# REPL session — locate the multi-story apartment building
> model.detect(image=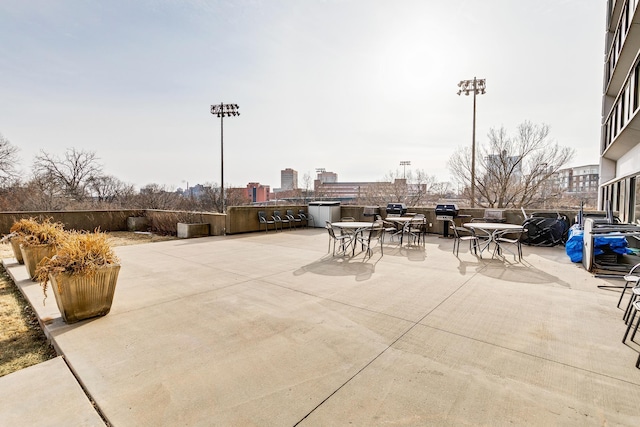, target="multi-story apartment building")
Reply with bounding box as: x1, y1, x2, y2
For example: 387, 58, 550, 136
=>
246, 182, 270, 203
556, 164, 600, 194
314, 181, 388, 201
600, 1, 640, 222
280, 168, 298, 190
315, 170, 338, 184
